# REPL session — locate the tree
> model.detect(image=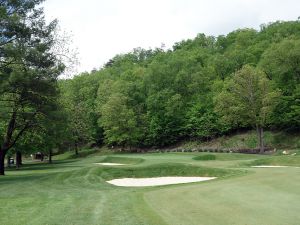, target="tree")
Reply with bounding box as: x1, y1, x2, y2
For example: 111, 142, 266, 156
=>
59, 74, 100, 155
259, 39, 300, 95
99, 93, 141, 148
37, 108, 68, 164
0, 0, 41, 68
185, 102, 221, 140
214, 65, 281, 153
0, 0, 64, 175
259, 39, 300, 130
